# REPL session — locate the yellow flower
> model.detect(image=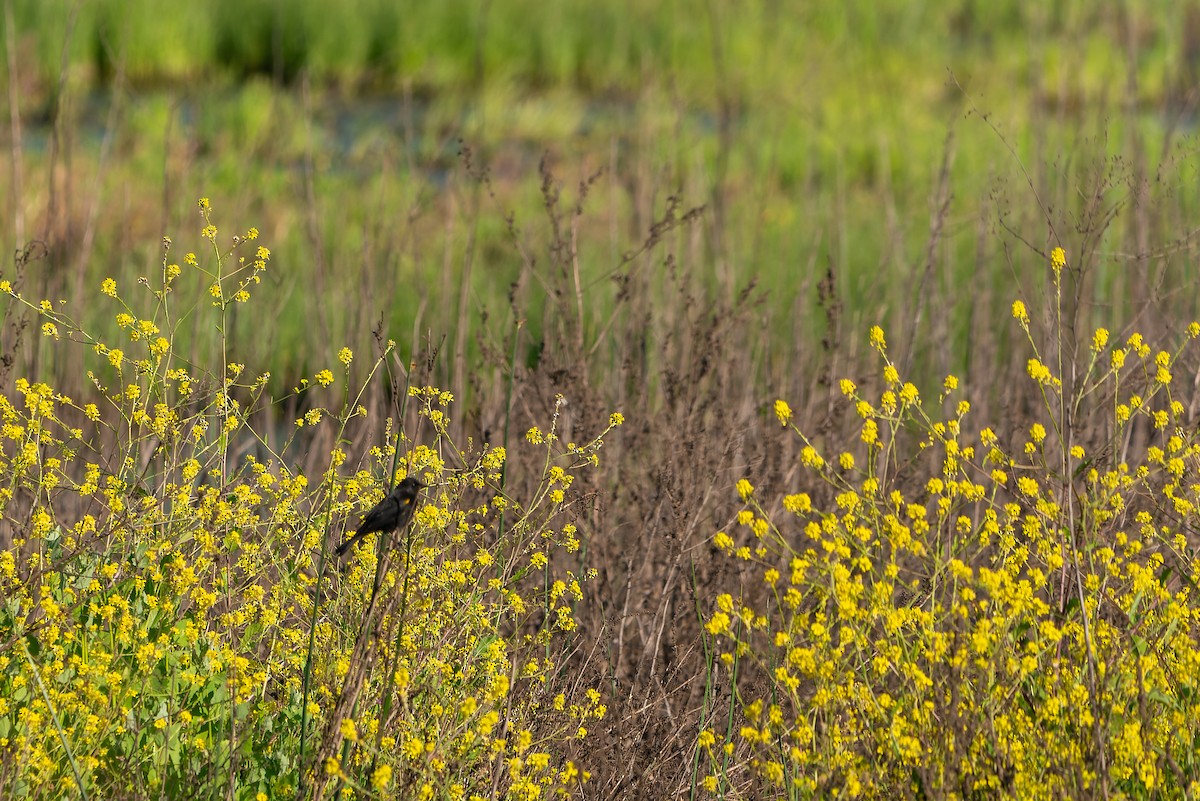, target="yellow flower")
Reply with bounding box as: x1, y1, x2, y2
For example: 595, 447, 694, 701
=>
737, 479, 754, 501
1050, 246, 1066, 273
338, 347, 354, 366
372, 765, 393, 790
1092, 328, 1109, 351
1027, 358, 1052, 384
783, 493, 812, 514
706, 612, 731, 636
773, 399, 792, 426
801, 446, 825, 468
869, 326, 887, 351
340, 718, 358, 742
609, 411, 625, 426
101, 278, 117, 297
1011, 299, 1027, 323
403, 736, 424, 760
